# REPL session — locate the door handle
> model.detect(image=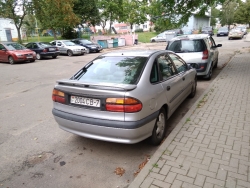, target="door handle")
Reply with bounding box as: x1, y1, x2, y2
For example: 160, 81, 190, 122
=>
182, 77, 185, 81
166, 86, 171, 91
